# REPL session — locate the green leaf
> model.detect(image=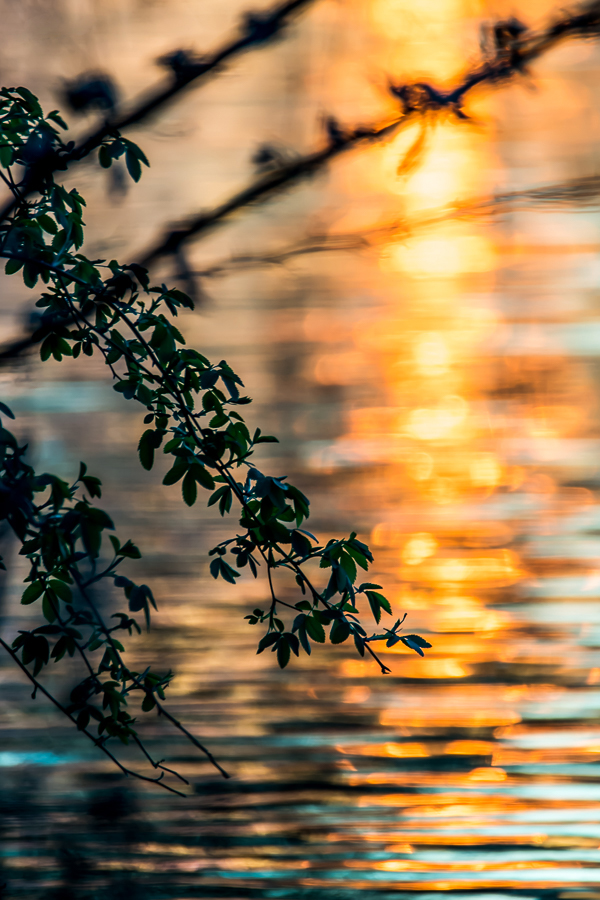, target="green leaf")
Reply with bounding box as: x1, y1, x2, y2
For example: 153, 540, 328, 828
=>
182, 470, 197, 506
402, 634, 432, 649
190, 463, 215, 491
22, 262, 39, 289
209, 558, 240, 584
138, 429, 156, 470
257, 632, 279, 654
305, 615, 325, 643
37, 214, 57, 234
0, 145, 13, 168
124, 140, 149, 166
42, 593, 58, 623
47, 109, 68, 129
49, 579, 72, 602
82, 474, 102, 498
98, 145, 112, 168
366, 591, 392, 624
125, 150, 142, 182
136, 384, 155, 406
80, 520, 102, 559
0, 401, 15, 419
119, 539, 142, 559
142, 693, 156, 712
330, 618, 350, 644
163, 457, 188, 485
113, 379, 138, 399
297, 622, 311, 655
208, 484, 233, 515
16, 86, 43, 115
40, 335, 53, 362
21, 582, 44, 605
400, 635, 429, 656
277, 638, 291, 669
339, 551, 357, 584
5, 258, 23, 275
354, 632, 365, 657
